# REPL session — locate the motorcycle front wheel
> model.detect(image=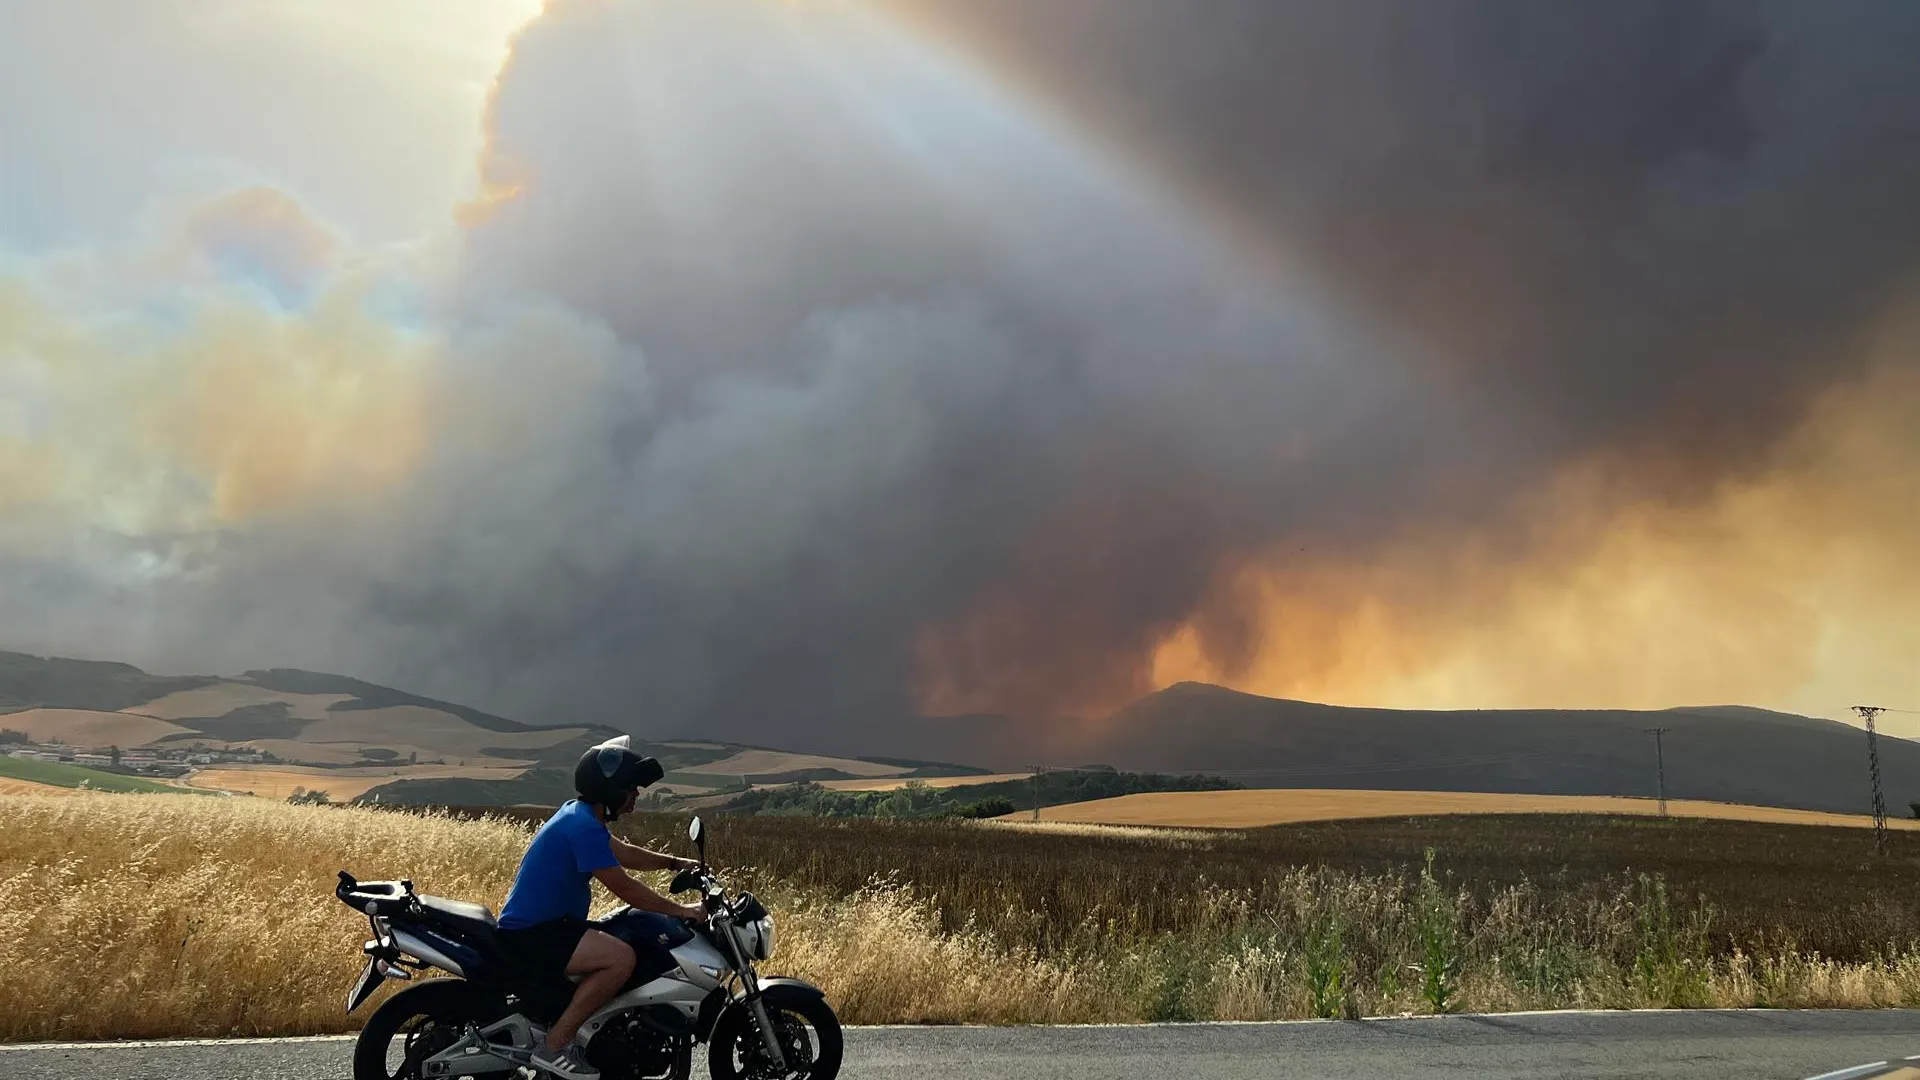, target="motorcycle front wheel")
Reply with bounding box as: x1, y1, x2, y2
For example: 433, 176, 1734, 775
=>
707, 990, 842, 1080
